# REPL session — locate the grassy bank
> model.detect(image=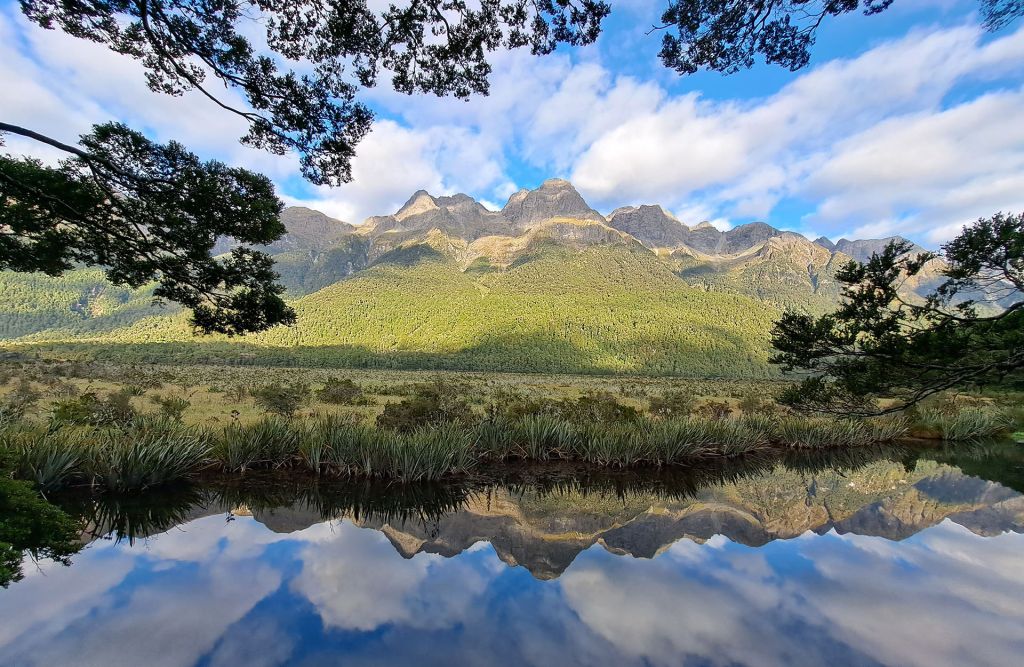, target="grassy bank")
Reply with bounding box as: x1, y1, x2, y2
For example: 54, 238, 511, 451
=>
1, 412, 914, 491
0, 358, 1017, 492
